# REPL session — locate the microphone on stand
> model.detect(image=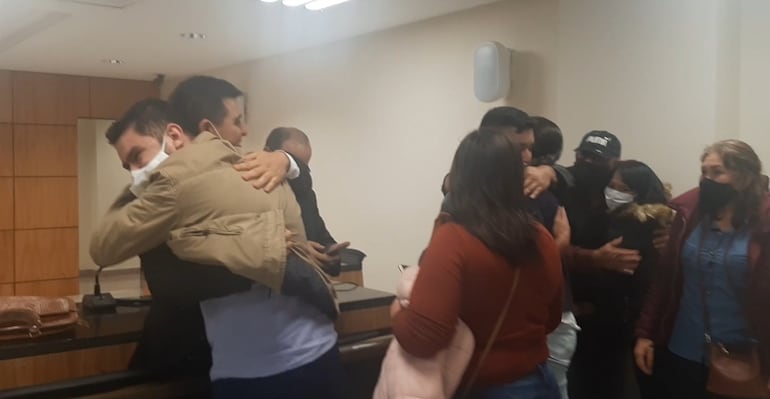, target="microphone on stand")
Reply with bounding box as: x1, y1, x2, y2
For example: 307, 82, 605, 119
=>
82, 266, 117, 313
